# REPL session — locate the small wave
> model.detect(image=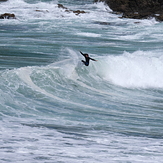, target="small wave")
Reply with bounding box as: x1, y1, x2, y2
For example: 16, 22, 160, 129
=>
77, 32, 101, 38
